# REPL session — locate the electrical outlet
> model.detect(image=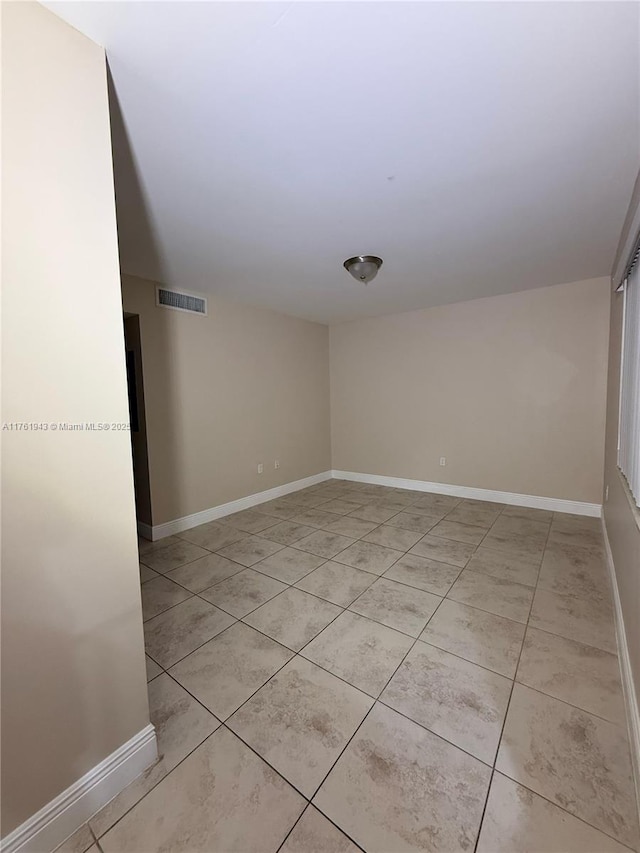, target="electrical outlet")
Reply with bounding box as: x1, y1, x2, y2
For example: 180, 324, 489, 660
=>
274, 460, 280, 469
605, 485, 609, 501
439, 457, 446, 467
257, 463, 264, 474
